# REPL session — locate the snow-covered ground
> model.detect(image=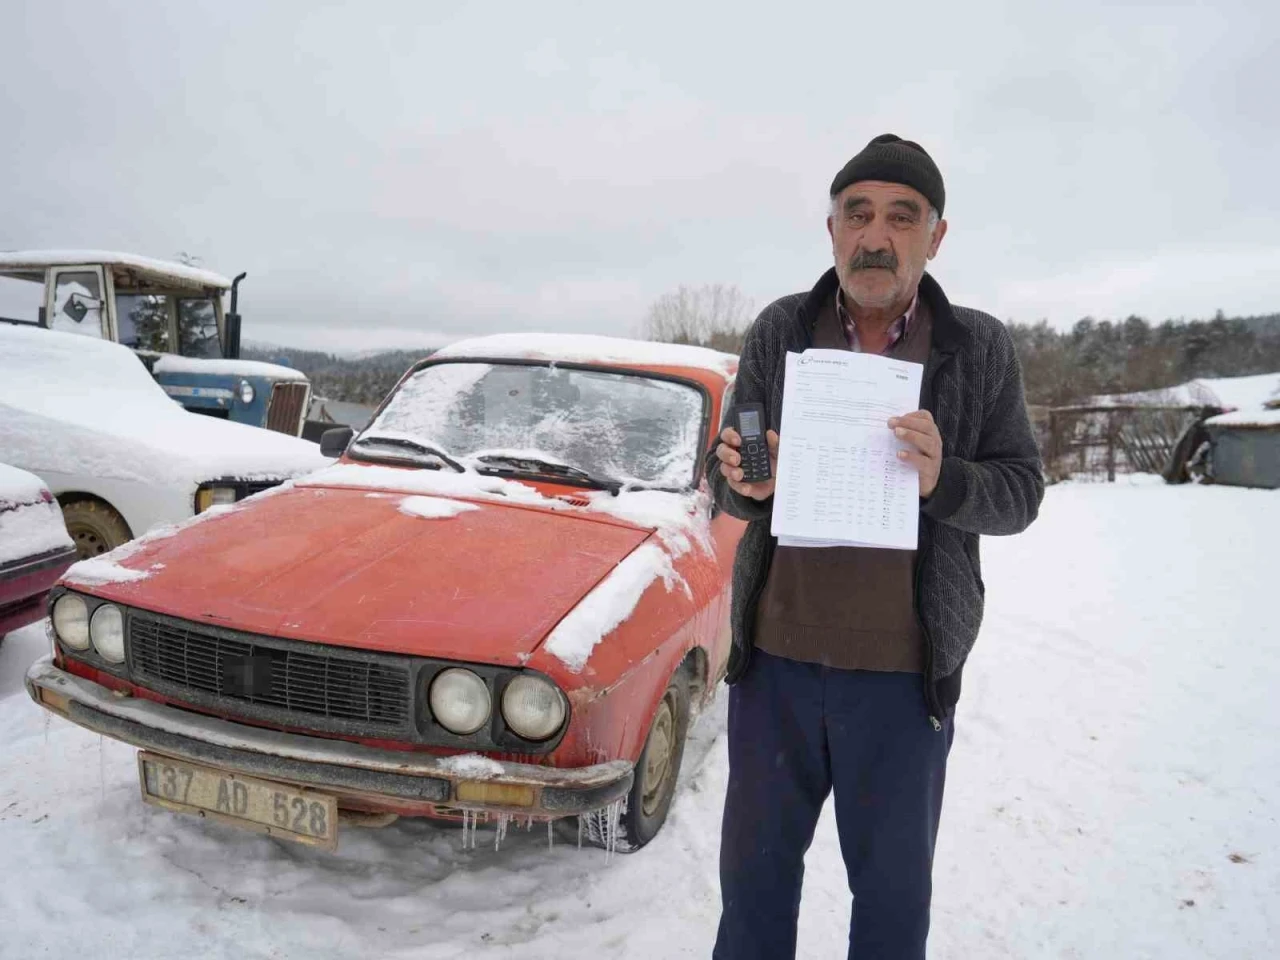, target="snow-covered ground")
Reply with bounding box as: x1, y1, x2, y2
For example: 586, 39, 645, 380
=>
1, 480, 1276, 959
